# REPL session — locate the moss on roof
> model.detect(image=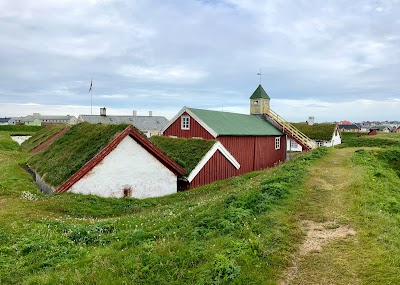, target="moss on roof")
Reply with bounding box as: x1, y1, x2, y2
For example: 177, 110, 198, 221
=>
21, 124, 68, 152
150, 136, 215, 174
291, 123, 338, 141
188, 108, 283, 136
28, 123, 128, 188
